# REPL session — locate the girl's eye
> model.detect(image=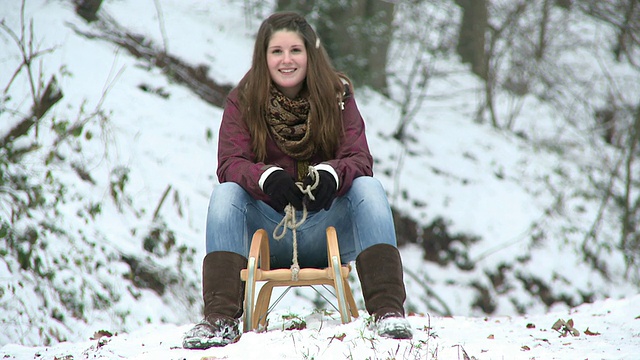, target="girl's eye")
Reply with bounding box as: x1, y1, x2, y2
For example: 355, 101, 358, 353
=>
292, 48, 302, 53
271, 49, 282, 54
